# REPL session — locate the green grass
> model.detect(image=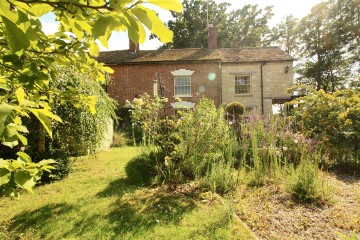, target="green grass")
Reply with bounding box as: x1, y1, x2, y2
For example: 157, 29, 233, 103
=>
0, 147, 255, 240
